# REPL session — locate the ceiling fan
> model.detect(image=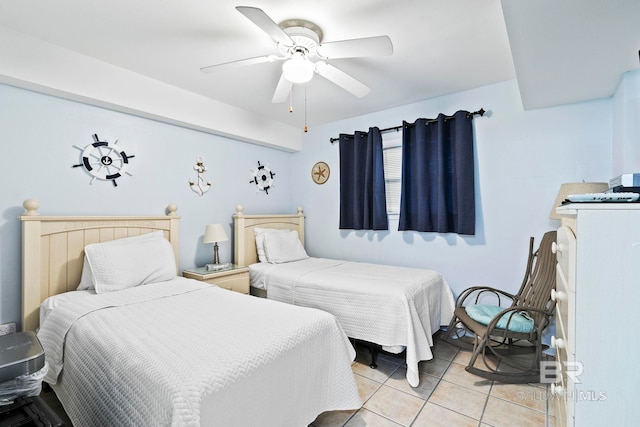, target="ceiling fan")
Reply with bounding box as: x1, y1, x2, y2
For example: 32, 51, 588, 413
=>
200, 6, 393, 103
